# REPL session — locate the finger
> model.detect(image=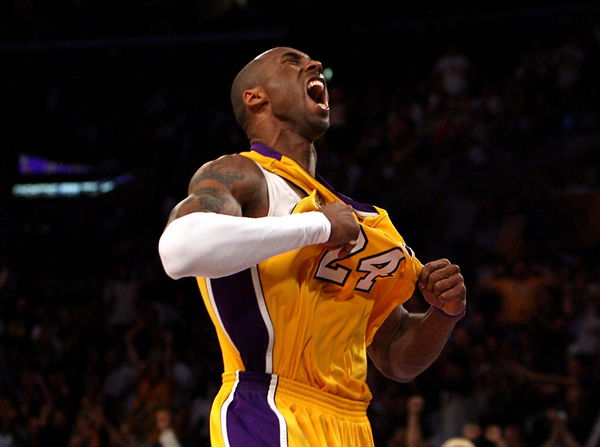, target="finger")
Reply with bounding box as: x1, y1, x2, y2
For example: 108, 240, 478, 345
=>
343, 206, 359, 223
431, 273, 463, 296
338, 241, 356, 258
418, 259, 451, 285
423, 264, 460, 291
338, 247, 349, 258
439, 282, 467, 303
426, 292, 445, 308
331, 201, 351, 213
